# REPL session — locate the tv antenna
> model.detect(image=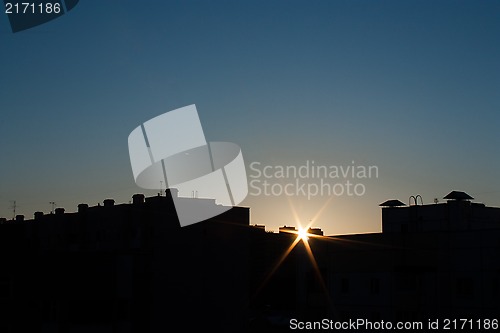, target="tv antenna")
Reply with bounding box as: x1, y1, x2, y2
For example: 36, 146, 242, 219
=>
49, 201, 56, 214
10, 200, 17, 220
